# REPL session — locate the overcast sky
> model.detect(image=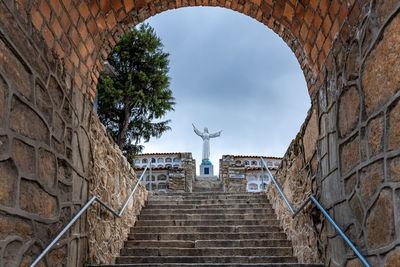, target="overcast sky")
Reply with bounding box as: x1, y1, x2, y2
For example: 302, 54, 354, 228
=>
139, 7, 311, 174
